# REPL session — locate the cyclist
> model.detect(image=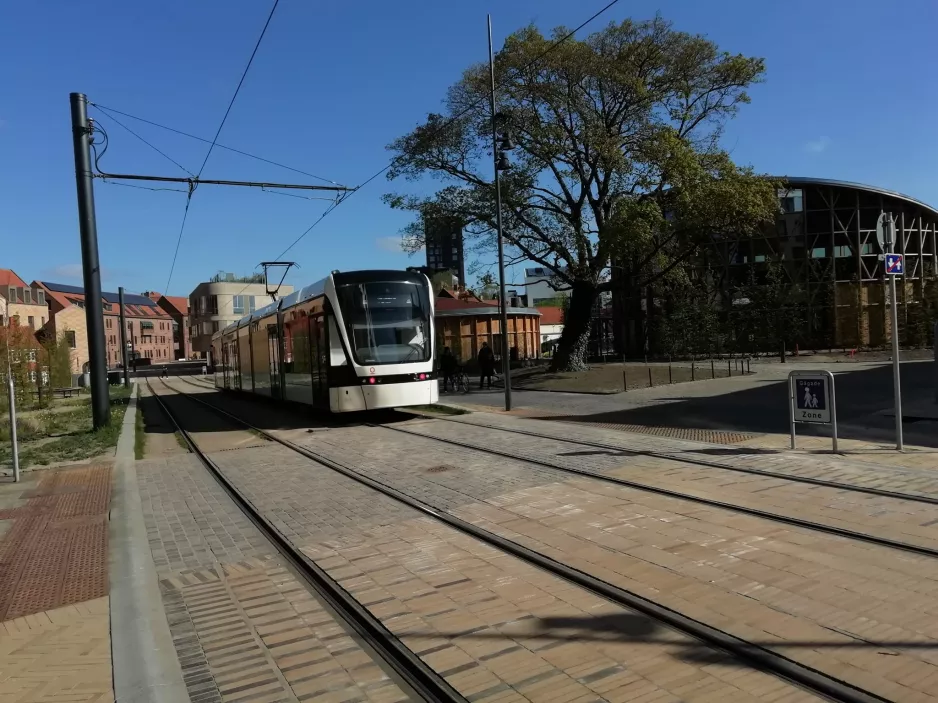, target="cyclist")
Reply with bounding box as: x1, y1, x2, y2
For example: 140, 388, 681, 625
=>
439, 346, 458, 392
